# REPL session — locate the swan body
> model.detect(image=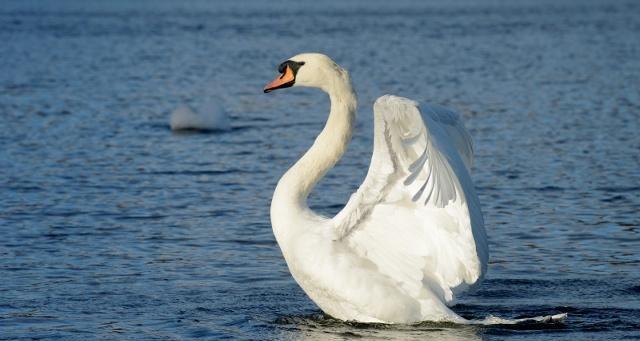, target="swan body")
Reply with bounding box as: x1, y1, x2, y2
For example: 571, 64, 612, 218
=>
265, 53, 488, 324
170, 100, 230, 131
